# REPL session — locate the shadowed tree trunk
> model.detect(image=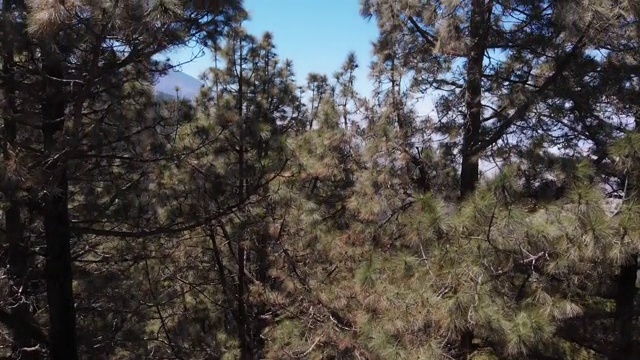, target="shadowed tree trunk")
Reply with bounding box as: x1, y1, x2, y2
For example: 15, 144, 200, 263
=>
1, 2, 41, 358
41, 43, 79, 360
612, 113, 640, 359
235, 38, 254, 360
612, 255, 637, 359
